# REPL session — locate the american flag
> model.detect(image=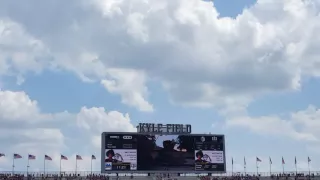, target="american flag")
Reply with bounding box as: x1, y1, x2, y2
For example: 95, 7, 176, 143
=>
295, 156, 297, 165
92, 155, 96, 160
269, 157, 272, 164
282, 157, 285, 164
13, 154, 22, 159
0, 153, 5, 157
28, 154, 36, 160
76, 155, 82, 160
231, 157, 233, 165
61, 155, 68, 160
308, 156, 311, 163
256, 157, 262, 162
45, 155, 52, 161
